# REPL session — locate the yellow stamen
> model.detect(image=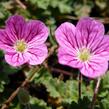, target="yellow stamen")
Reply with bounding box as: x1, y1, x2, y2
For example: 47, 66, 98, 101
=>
78, 48, 90, 62
14, 40, 27, 52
